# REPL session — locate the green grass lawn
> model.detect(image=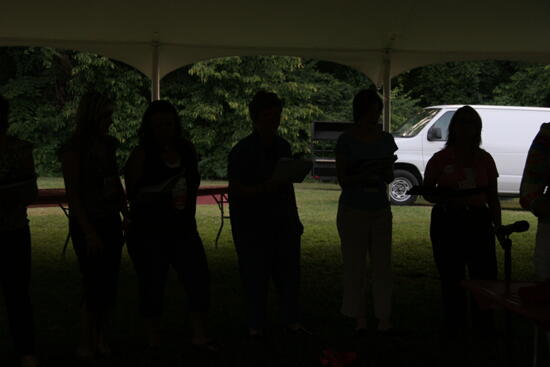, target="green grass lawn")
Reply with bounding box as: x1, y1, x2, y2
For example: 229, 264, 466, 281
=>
1, 181, 543, 366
